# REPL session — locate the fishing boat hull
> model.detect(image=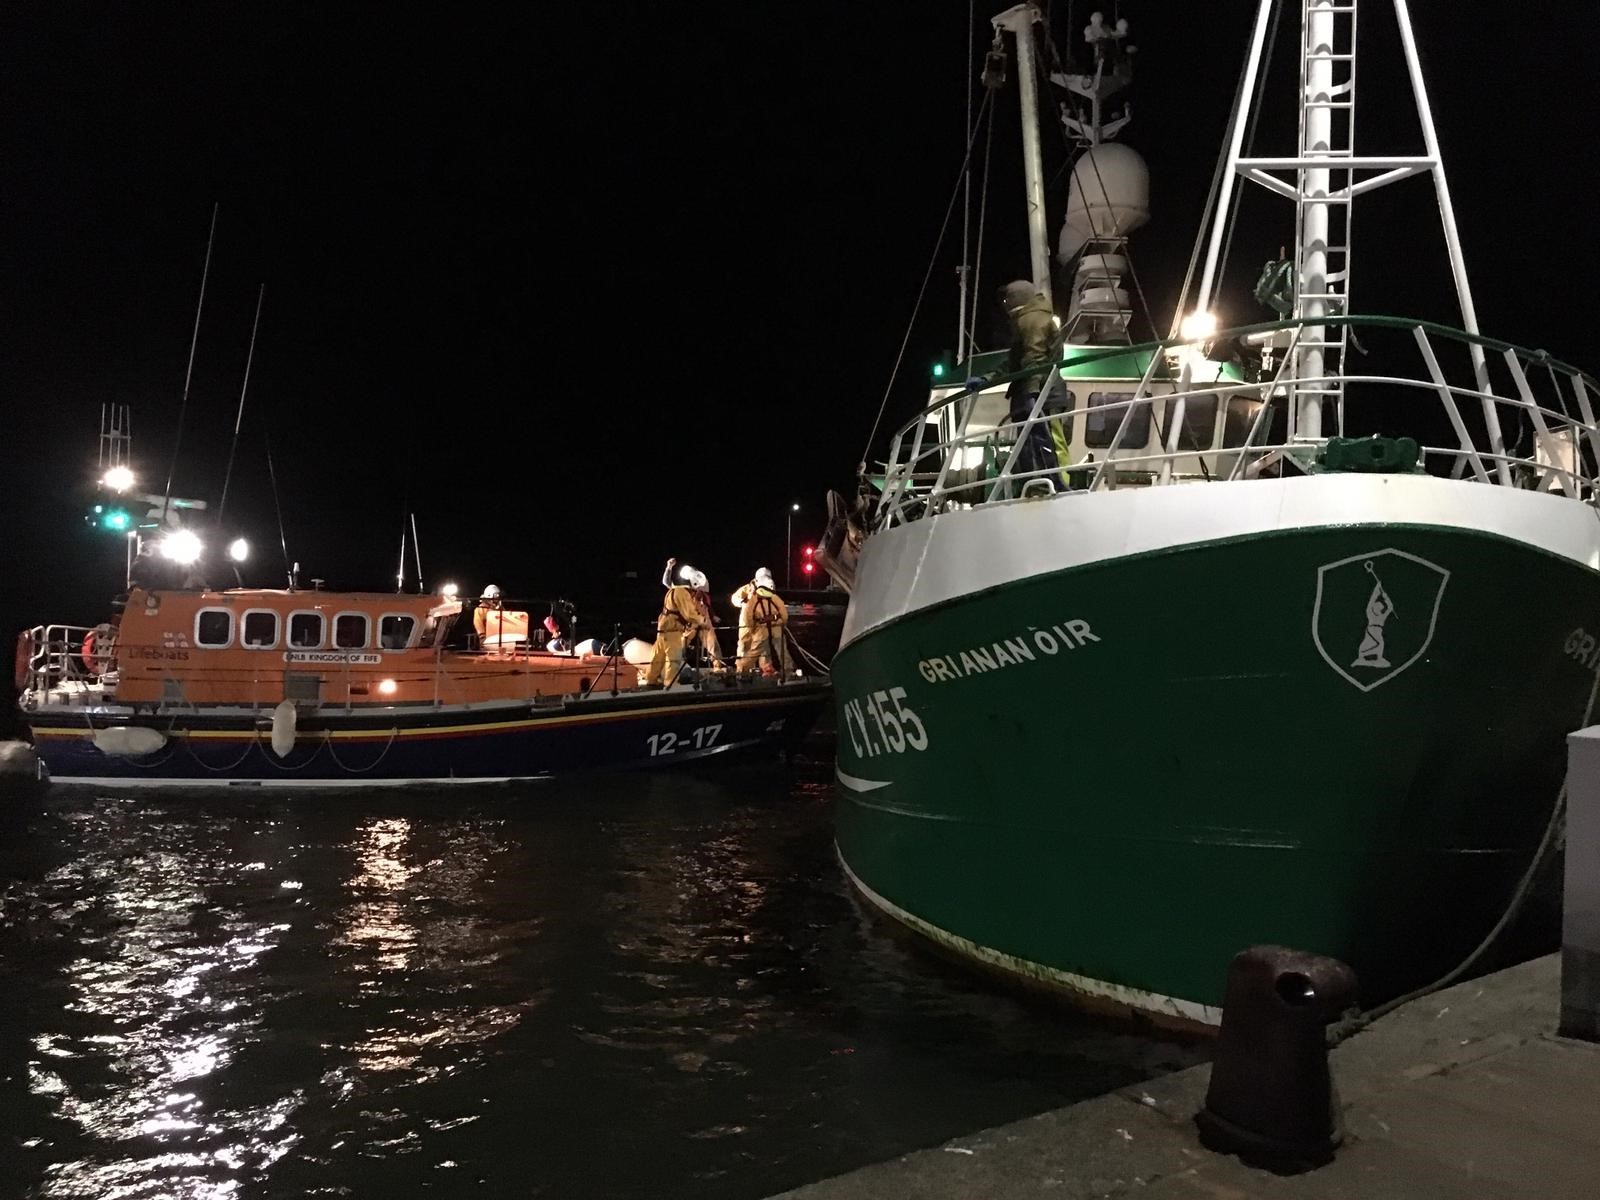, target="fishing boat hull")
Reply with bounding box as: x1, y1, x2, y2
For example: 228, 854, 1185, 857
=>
833, 474, 1600, 1030
28, 680, 829, 789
